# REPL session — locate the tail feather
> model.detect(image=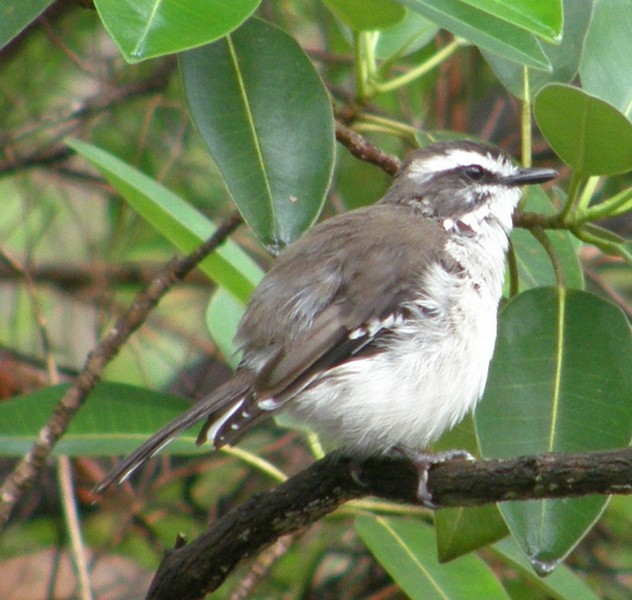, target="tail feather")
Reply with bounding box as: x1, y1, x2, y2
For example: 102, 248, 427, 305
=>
96, 371, 253, 492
